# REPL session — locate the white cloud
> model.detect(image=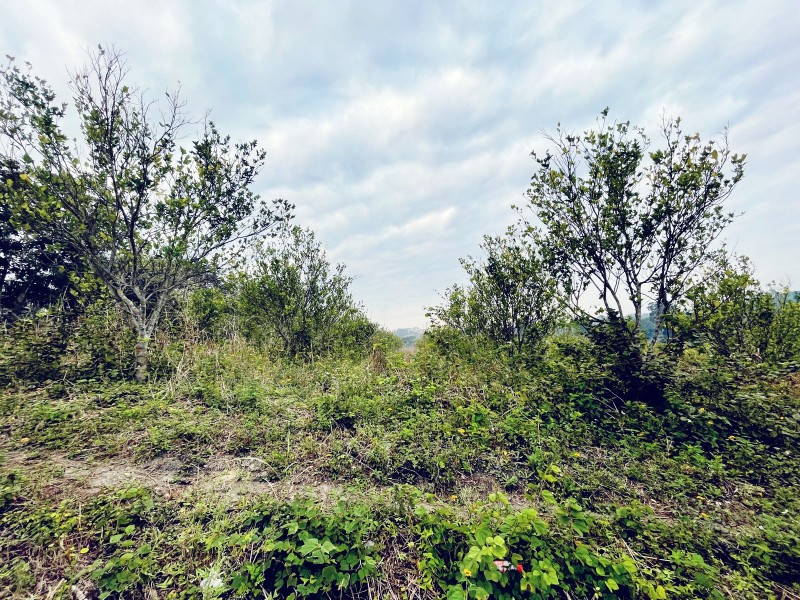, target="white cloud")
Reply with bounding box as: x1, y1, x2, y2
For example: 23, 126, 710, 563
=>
1, 0, 799, 328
